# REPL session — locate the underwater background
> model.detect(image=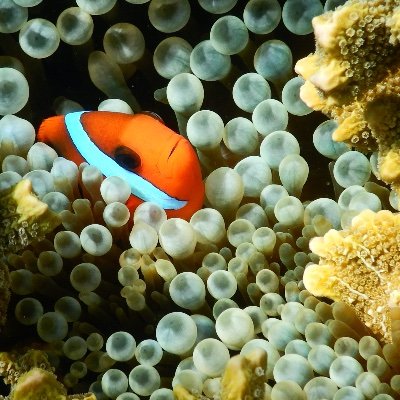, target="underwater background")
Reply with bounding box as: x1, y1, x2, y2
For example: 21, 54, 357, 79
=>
1, 0, 400, 399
